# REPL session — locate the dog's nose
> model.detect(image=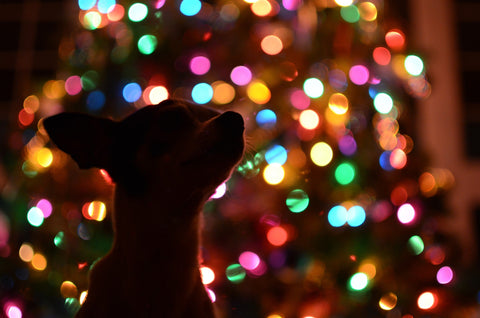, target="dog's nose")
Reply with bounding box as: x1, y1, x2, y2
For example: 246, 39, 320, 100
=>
216, 111, 244, 131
